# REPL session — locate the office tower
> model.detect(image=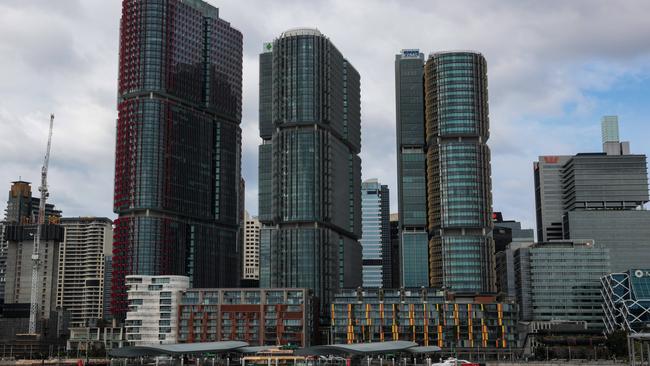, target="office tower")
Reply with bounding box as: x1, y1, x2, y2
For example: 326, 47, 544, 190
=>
56, 217, 112, 327
395, 49, 429, 287
360, 179, 390, 287
243, 211, 260, 281
601, 269, 650, 334
124, 275, 189, 345
178, 288, 315, 346
601, 115, 619, 144
112, 0, 243, 317
601, 116, 631, 155
495, 241, 533, 297
492, 212, 534, 253
513, 240, 610, 329
388, 213, 400, 288
3, 224, 65, 320
5, 181, 61, 224
561, 153, 650, 272
534, 155, 572, 241
258, 28, 362, 305
424, 51, 494, 292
